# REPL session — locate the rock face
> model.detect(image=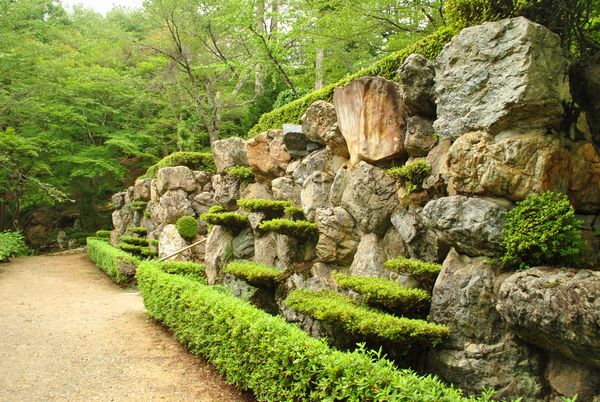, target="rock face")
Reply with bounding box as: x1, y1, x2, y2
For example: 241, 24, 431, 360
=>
428, 249, 544, 400
245, 129, 292, 182
282, 124, 321, 158
271, 177, 301, 205
212, 174, 241, 210
348, 233, 406, 279
204, 226, 234, 284
156, 166, 196, 196
333, 76, 408, 165
133, 178, 153, 201
422, 196, 507, 257
157, 190, 195, 224
301, 172, 333, 221
434, 17, 570, 140
315, 207, 360, 265
292, 148, 347, 185
301, 100, 349, 158
497, 267, 600, 368
212, 137, 248, 173
397, 54, 436, 117
404, 116, 437, 157
447, 131, 600, 213
111, 192, 126, 210
341, 162, 397, 235
158, 224, 189, 261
